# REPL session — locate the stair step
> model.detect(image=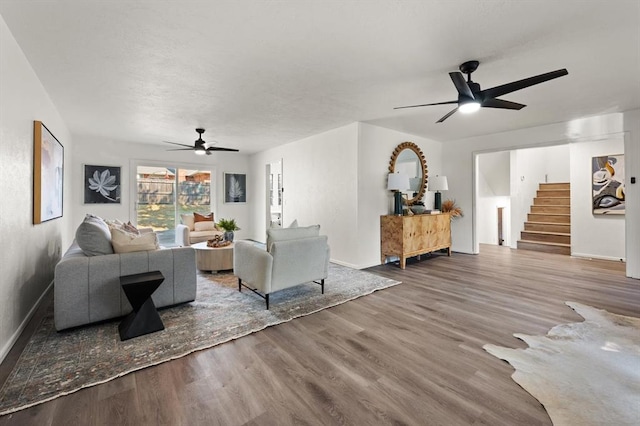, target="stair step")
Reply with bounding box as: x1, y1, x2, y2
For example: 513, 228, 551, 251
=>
525, 222, 571, 233
521, 230, 571, 244
539, 182, 570, 190
537, 190, 571, 199
517, 240, 571, 255
533, 197, 570, 206
528, 213, 571, 224
531, 205, 570, 214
